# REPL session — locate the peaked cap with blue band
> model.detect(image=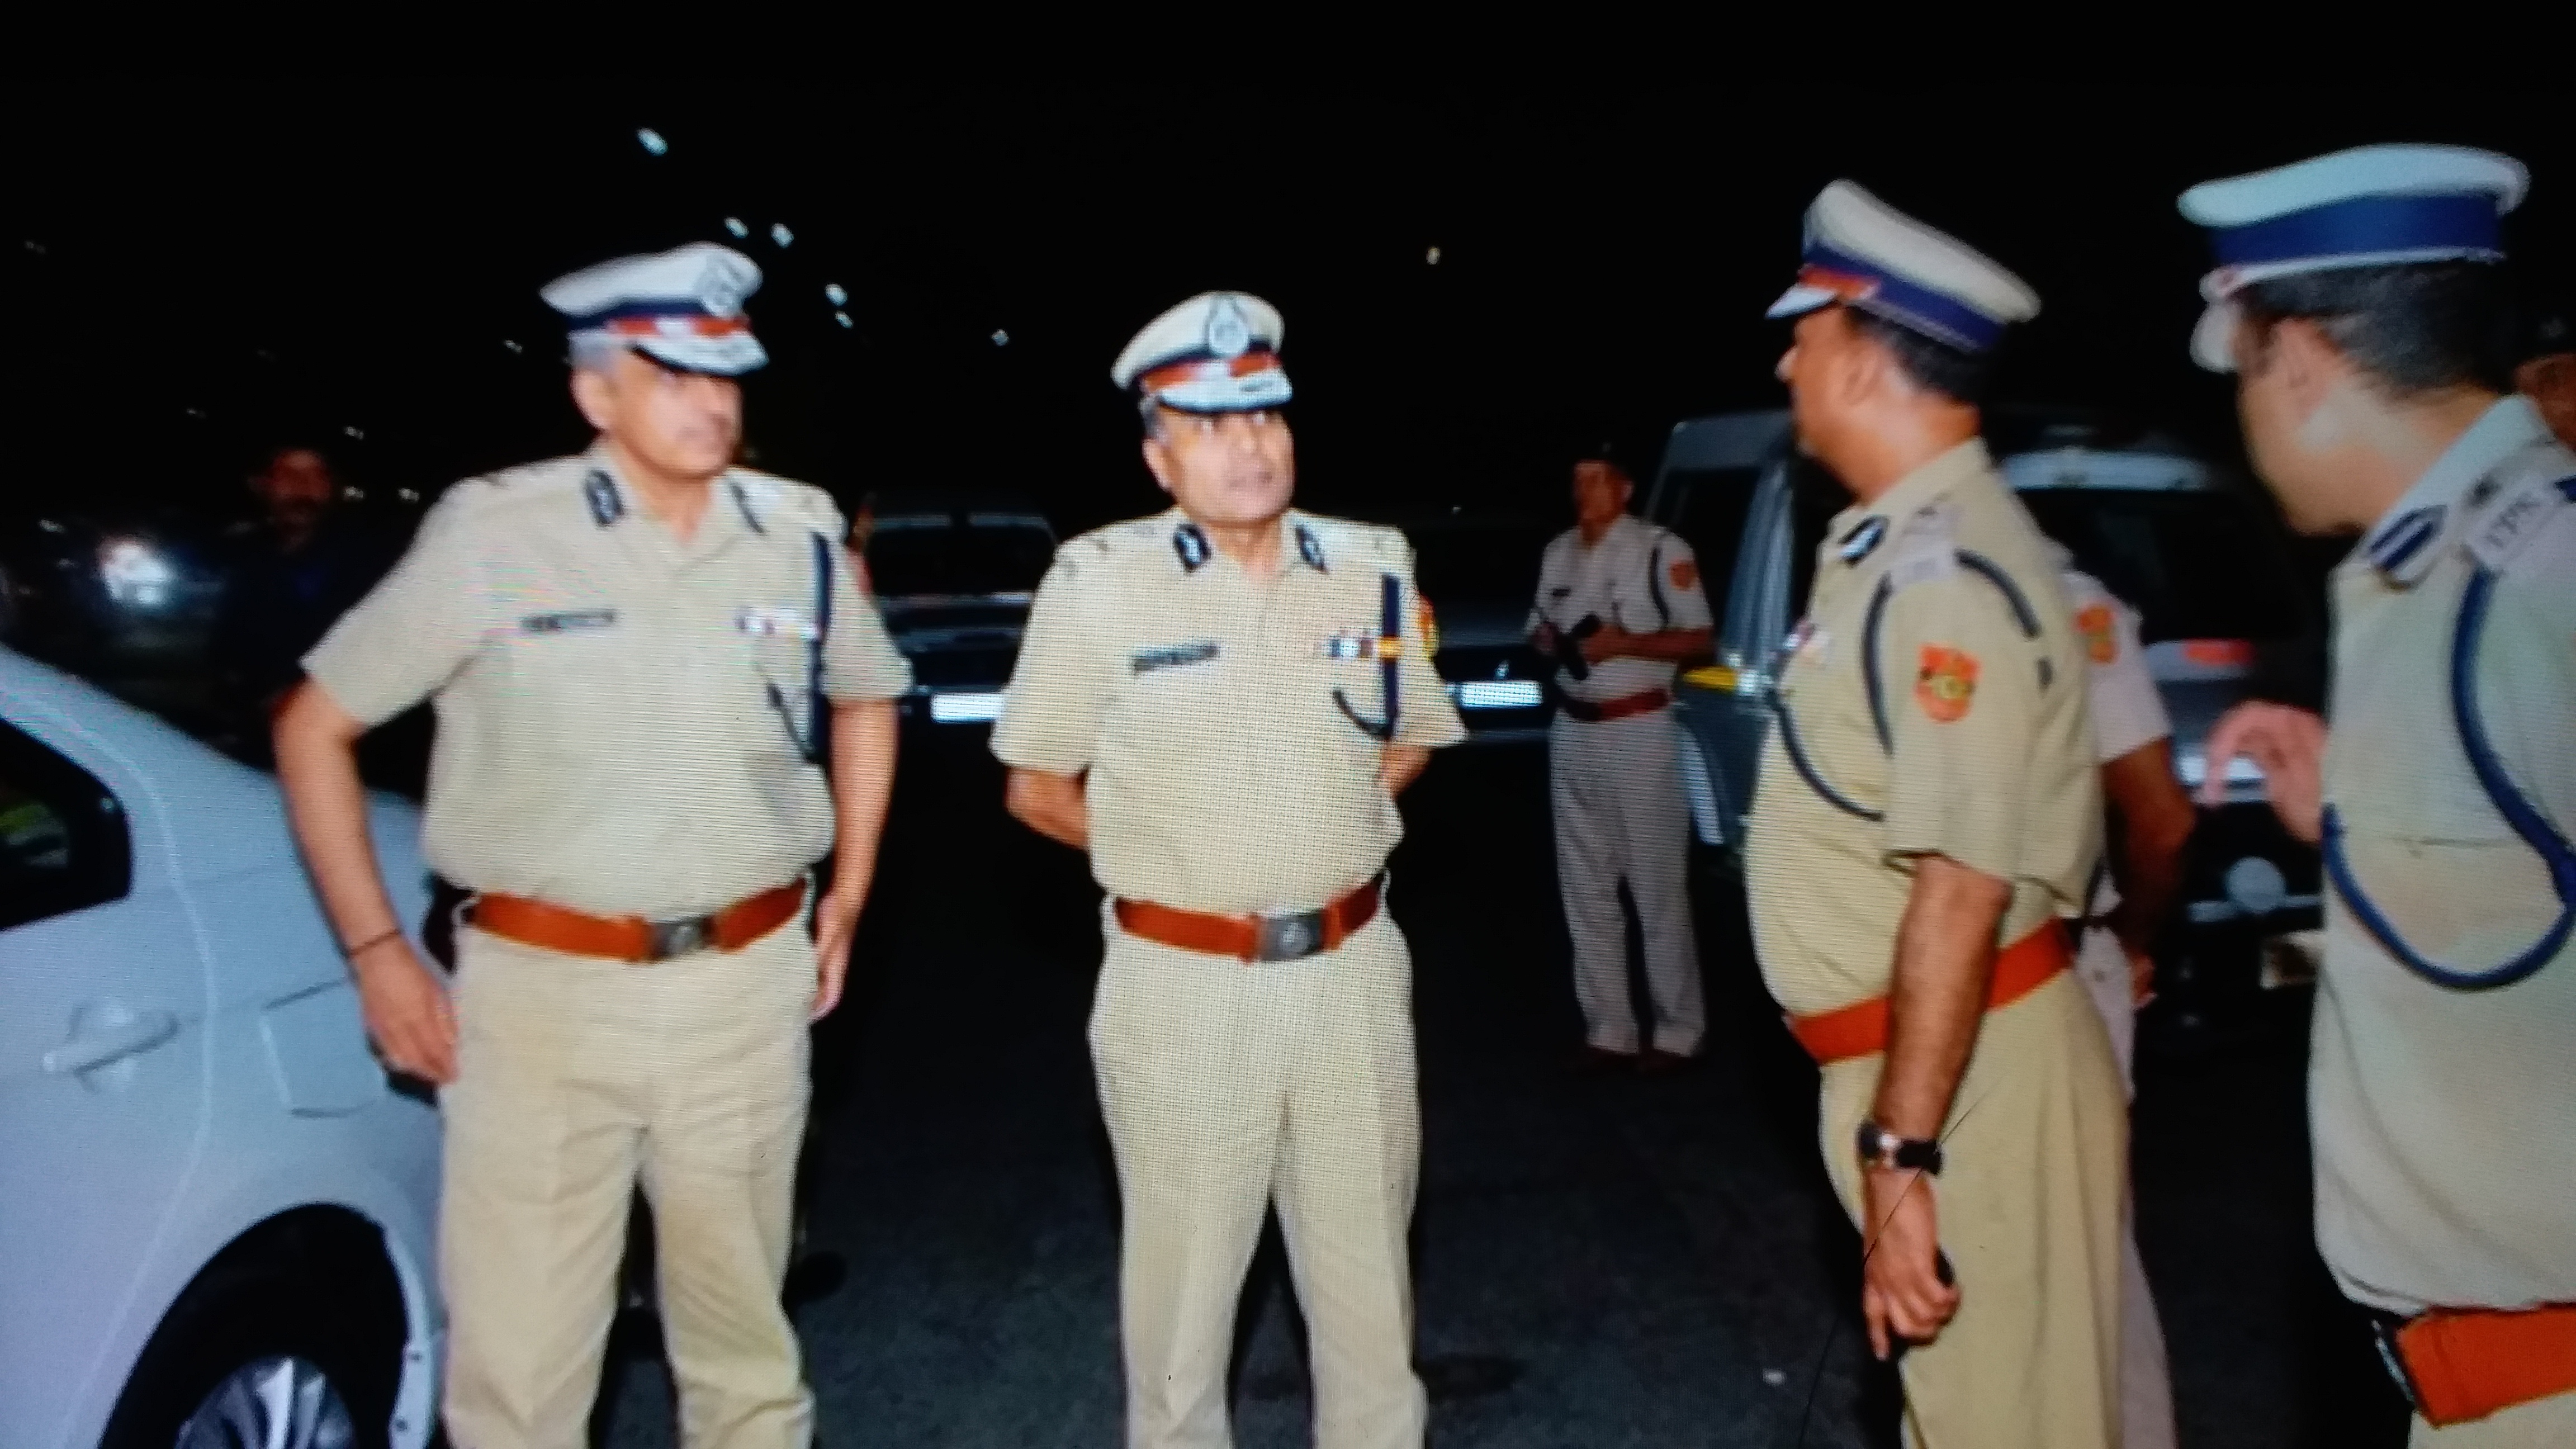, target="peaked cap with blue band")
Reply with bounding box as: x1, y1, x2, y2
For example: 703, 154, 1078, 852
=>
1767, 181, 2040, 355
2177, 144, 2528, 372
542, 242, 769, 377
1111, 292, 1292, 414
